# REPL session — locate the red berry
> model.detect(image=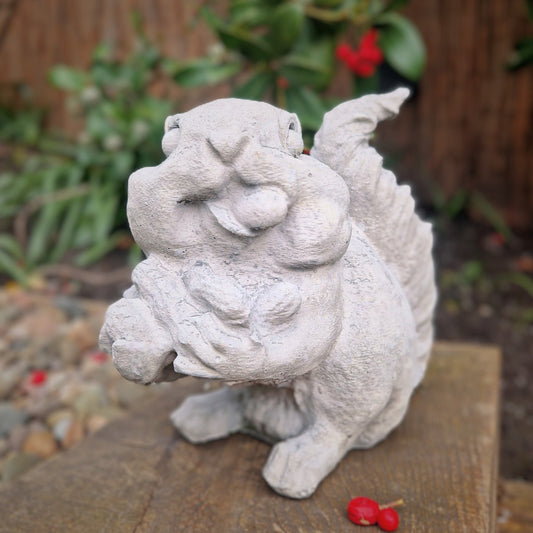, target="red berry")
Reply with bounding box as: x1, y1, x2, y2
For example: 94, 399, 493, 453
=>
360, 29, 379, 49
335, 42, 352, 61
377, 508, 400, 532
276, 76, 289, 90
29, 370, 47, 386
358, 45, 384, 65
347, 496, 380, 526
346, 52, 376, 77
90, 350, 109, 364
